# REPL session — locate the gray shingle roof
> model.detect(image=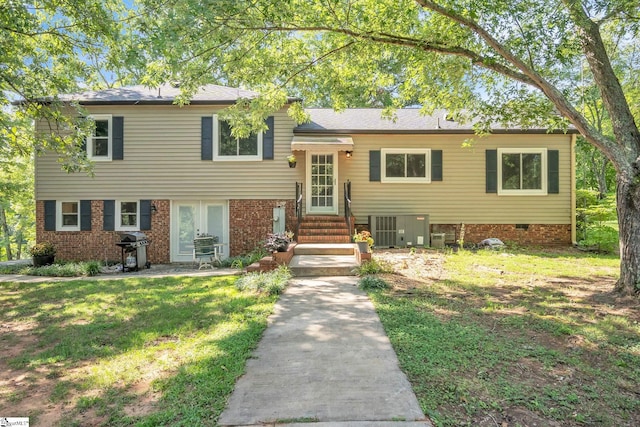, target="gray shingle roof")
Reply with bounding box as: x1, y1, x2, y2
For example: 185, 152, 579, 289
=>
56, 84, 260, 105
295, 108, 577, 134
